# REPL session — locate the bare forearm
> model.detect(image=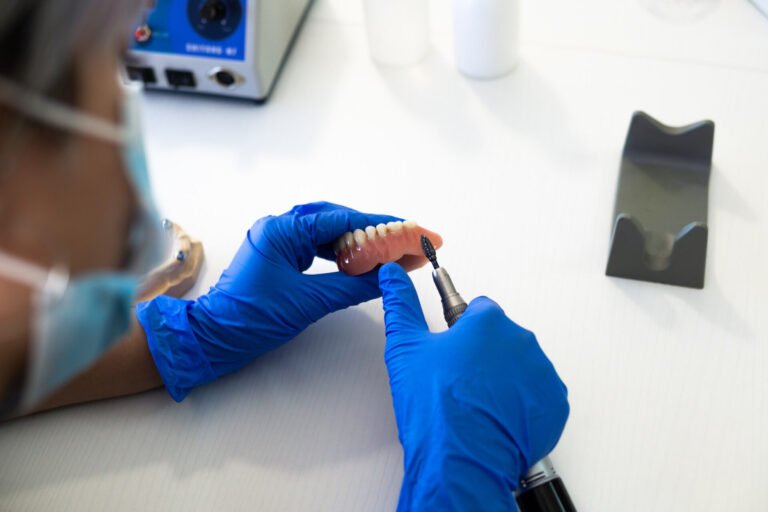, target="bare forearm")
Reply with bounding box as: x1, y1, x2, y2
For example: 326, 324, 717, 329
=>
32, 316, 163, 413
